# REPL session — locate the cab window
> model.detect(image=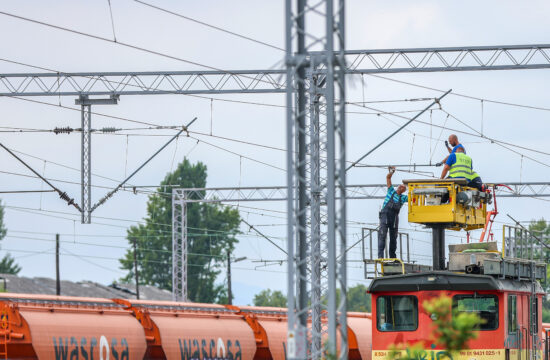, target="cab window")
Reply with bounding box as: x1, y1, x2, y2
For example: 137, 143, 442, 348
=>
453, 294, 499, 330
377, 295, 418, 332
508, 295, 517, 333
